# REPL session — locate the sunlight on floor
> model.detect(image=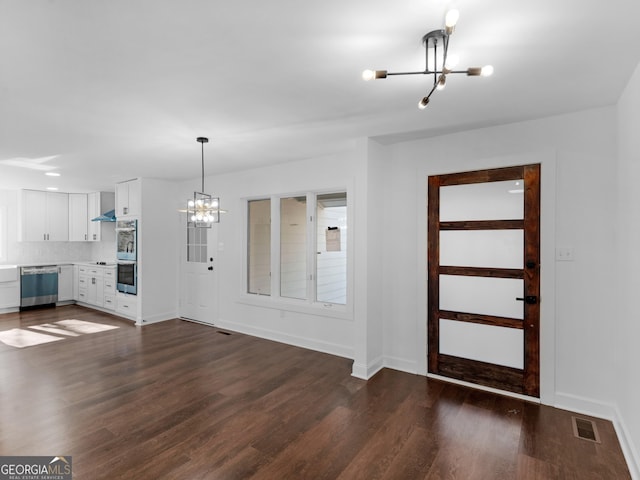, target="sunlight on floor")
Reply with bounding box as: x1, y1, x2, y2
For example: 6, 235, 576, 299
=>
0, 319, 119, 348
